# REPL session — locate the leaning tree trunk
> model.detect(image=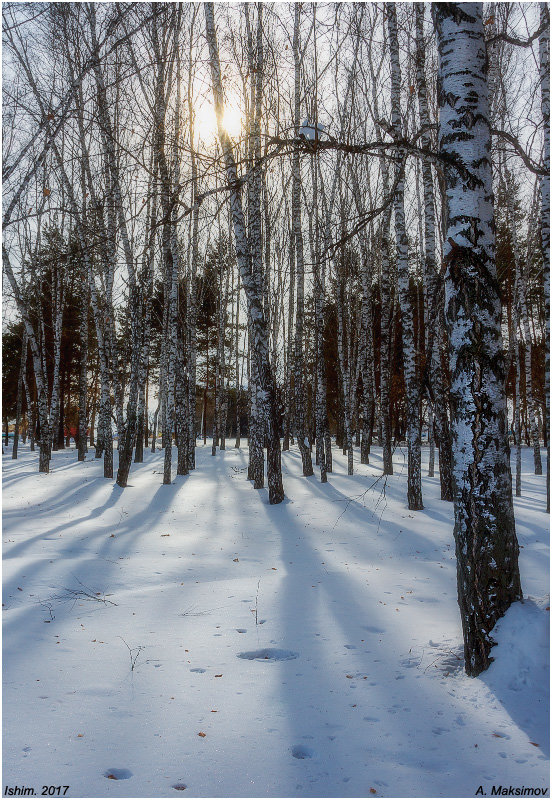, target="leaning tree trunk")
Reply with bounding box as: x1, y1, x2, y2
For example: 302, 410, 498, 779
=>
435, 2, 522, 676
